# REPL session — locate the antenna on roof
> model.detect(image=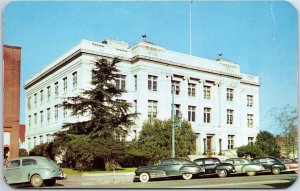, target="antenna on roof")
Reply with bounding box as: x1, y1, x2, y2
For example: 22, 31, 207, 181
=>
142, 34, 147, 41
218, 53, 223, 60
189, 0, 193, 55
